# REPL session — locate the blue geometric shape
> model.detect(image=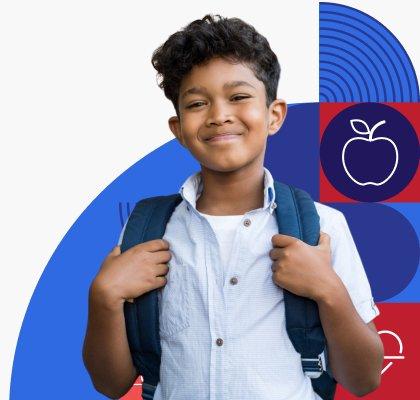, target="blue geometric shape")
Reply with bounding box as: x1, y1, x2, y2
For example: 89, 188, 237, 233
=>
266, 103, 320, 200
320, 2, 420, 102
10, 141, 200, 400
326, 202, 419, 302
385, 204, 420, 302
